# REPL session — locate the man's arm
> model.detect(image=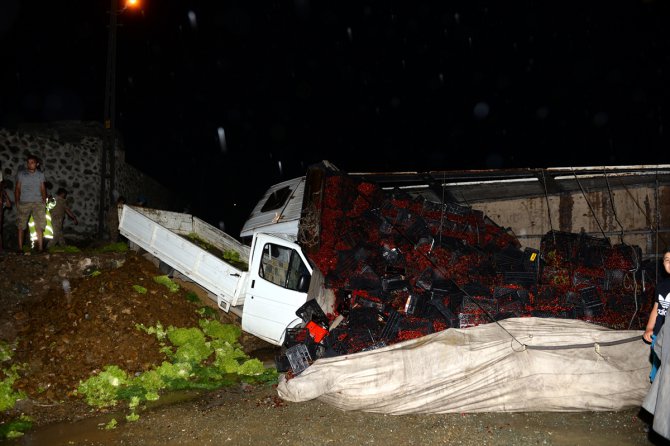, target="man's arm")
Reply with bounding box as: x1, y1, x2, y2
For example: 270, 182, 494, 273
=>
66, 207, 78, 223
40, 182, 46, 203
644, 302, 659, 343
